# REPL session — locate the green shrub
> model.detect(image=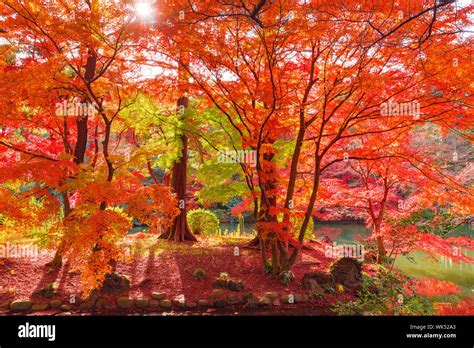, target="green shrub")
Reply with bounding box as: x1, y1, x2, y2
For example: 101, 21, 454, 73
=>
194, 268, 206, 280
187, 209, 221, 235
332, 269, 434, 316
279, 270, 295, 285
